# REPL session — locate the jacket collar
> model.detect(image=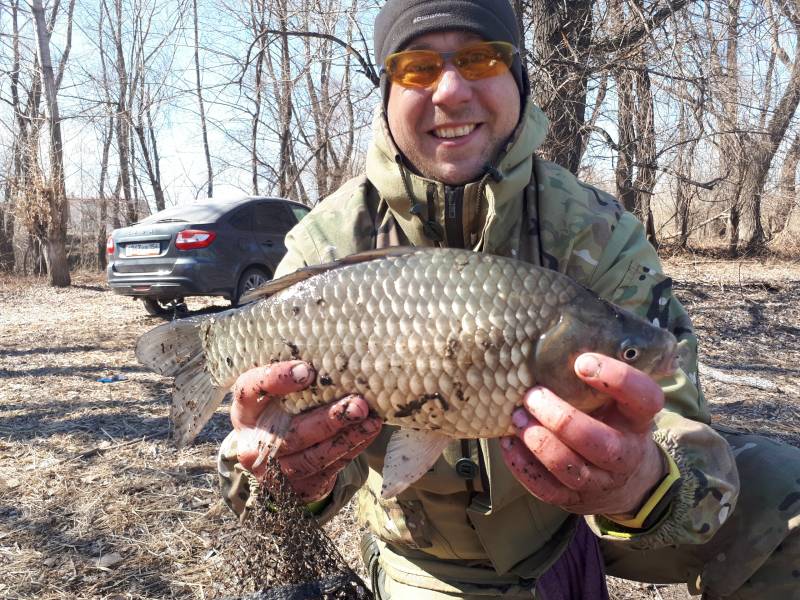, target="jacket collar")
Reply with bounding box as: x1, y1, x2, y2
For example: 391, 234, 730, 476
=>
366, 101, 550, 253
